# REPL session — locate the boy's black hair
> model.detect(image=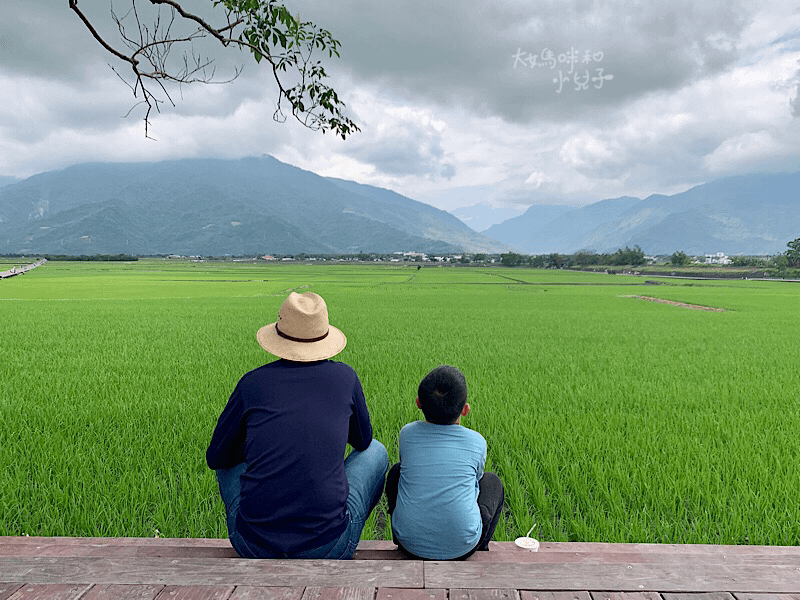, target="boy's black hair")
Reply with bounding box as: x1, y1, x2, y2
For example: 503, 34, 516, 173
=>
417, 365, 468, 425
